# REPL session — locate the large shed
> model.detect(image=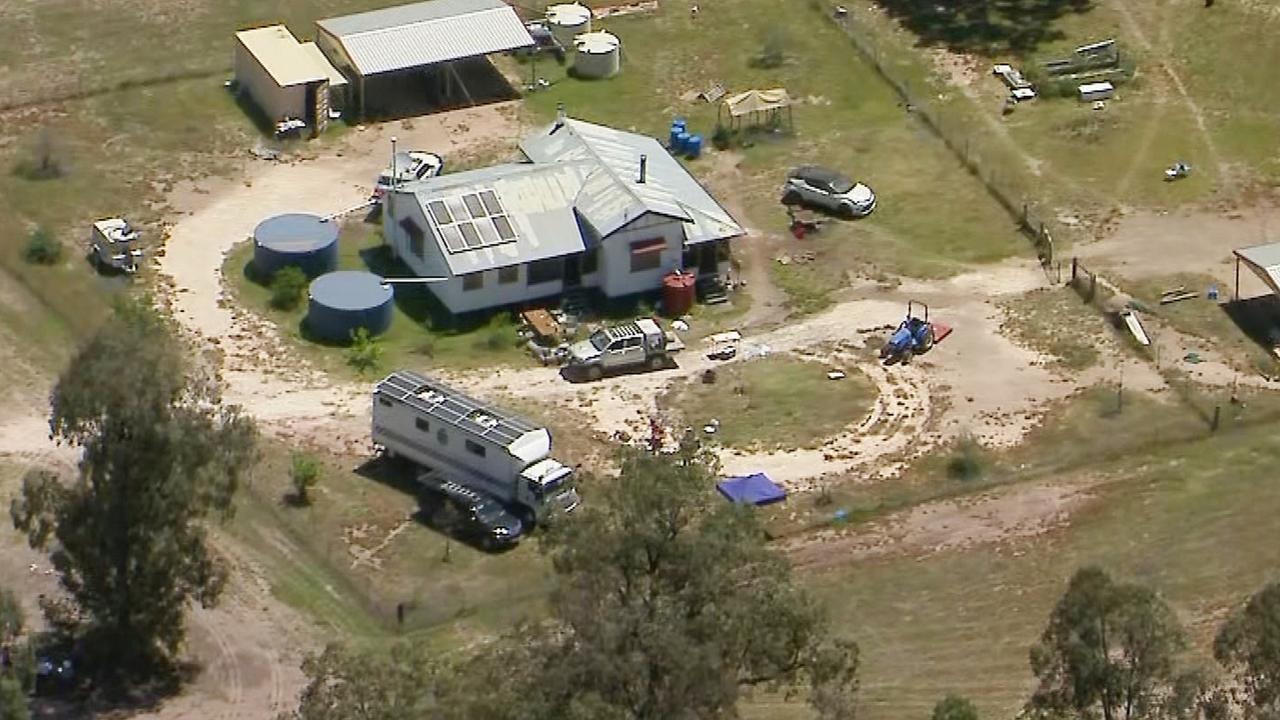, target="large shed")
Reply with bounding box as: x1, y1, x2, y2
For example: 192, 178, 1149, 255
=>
233, 25, 348, 134
315, 0, 534, 118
